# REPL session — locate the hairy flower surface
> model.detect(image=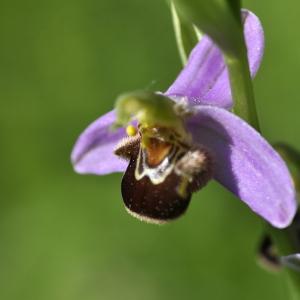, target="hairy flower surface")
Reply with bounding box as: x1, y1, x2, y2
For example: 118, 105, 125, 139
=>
71, 10, 296, 228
